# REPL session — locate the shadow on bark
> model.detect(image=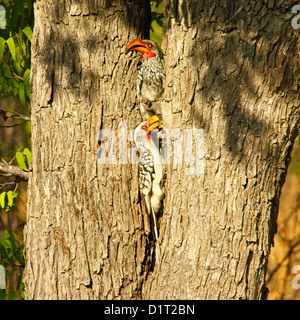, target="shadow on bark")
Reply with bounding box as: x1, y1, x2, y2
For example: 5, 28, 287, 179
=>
164, 0, 299, 160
